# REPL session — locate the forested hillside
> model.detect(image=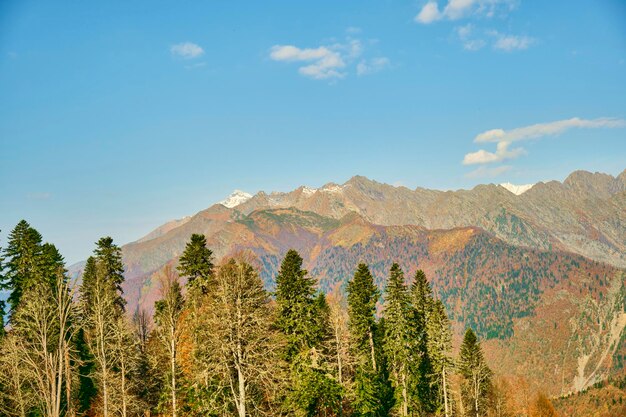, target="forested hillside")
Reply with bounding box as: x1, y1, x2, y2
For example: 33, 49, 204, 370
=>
2, 219, 625, 416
